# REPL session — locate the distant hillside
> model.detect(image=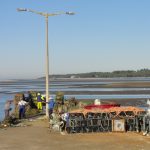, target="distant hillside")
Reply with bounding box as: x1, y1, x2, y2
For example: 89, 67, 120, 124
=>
39, 69, 150, 79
